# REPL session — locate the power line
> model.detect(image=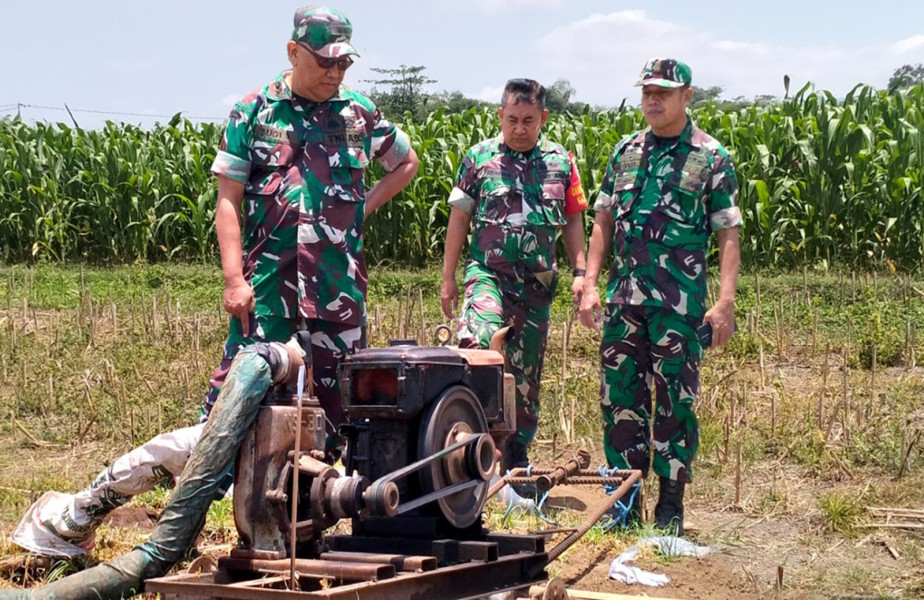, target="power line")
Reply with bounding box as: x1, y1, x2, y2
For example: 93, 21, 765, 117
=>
6, 103, 225, 122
